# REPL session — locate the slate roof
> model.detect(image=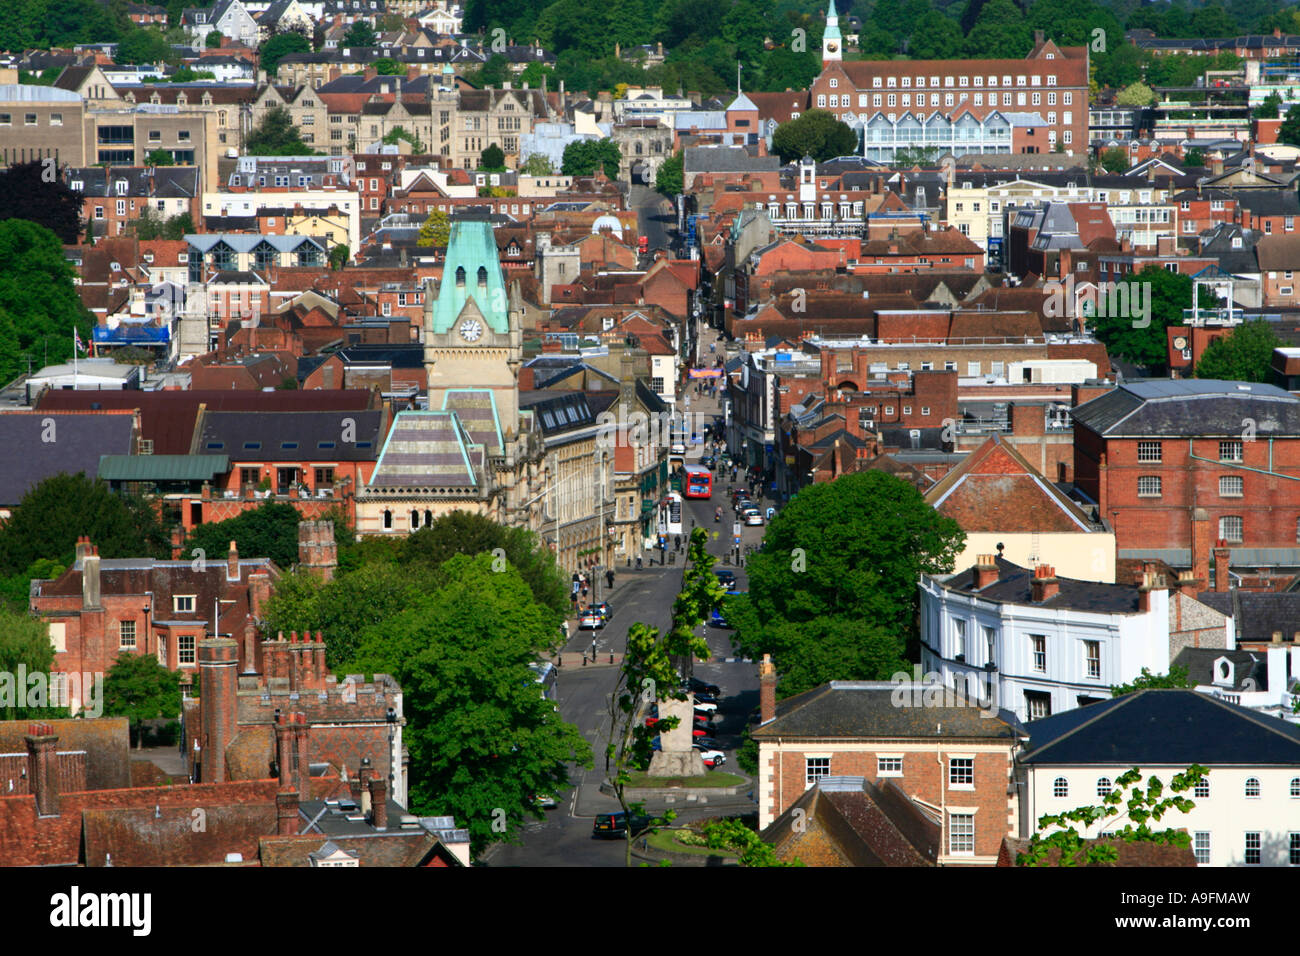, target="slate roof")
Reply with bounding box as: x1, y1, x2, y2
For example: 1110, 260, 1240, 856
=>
1172, 646, 1269, 692
0, 411, 135, 506
519, 391, 598, 436
752, 681, 1024, 740
367, 410, 479, 490
1071, 378, 1300, 438
941, 555, 1145, 614
1196, 590, 1300, 645
1020, 689, 1300, 765
684, 146, 780, 174
440, 389, 504, 458
195, 410, 383, 461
